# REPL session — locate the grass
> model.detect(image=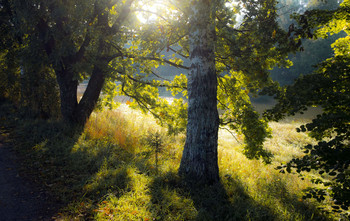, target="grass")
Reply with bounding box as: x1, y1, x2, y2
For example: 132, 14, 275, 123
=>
0, 102, 342, 220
